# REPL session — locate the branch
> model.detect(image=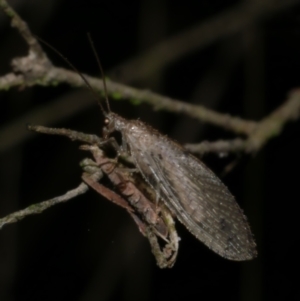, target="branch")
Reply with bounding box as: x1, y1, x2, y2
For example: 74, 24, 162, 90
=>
185, 89, 300, 155
28, 125, 103, 145
0, 63, 258, 136
244, 89, 300, 152
0, 182, 90, 230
